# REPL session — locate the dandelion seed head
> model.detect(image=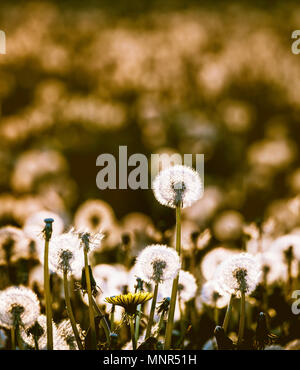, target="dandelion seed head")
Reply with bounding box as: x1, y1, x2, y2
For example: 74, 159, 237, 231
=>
255, 252, 287, 284
200, 280, 230, 308
57, 319, 83, 350
0, 286, 40, 329
21, 315, 69, 350
152, 165, 203, 209
269, 234, 300, 261
215, 253, 261, 297
161, 270, 197, 303
0, 226, 31, 265
74, 200, 118, 248
201, 247, 239, 281
47, 231, 84, 278
135, 244, 181, 284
